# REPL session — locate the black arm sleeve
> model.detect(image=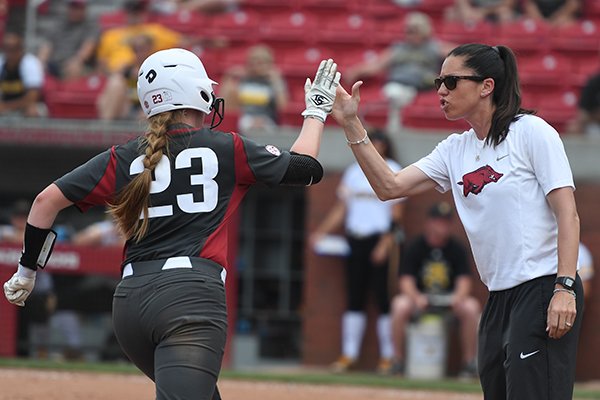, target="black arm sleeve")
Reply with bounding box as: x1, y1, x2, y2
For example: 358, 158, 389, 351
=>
279, 152, 324, 186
